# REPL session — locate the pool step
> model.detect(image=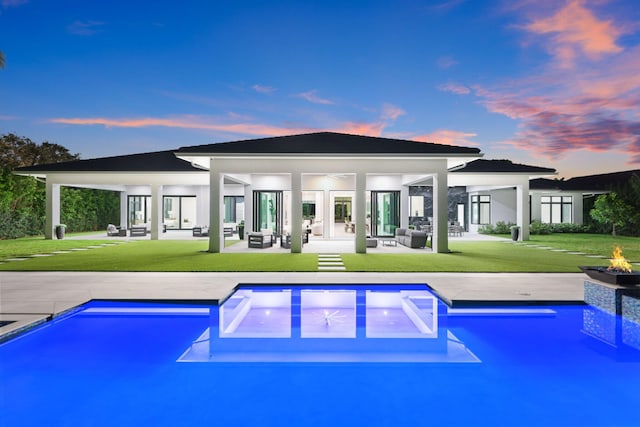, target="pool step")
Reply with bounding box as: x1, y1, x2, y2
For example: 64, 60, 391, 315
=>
318, 253, 345, 271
